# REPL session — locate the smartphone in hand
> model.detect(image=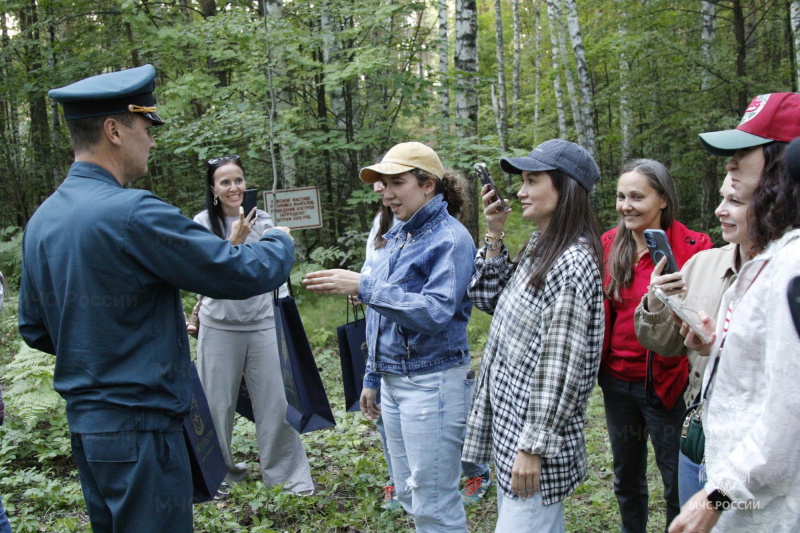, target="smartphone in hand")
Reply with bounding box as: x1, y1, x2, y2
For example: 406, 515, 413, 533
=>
644, 229, 679, 275
652, 286, 711, 344
242, 189, 258, 218
473, 163, 509, 211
